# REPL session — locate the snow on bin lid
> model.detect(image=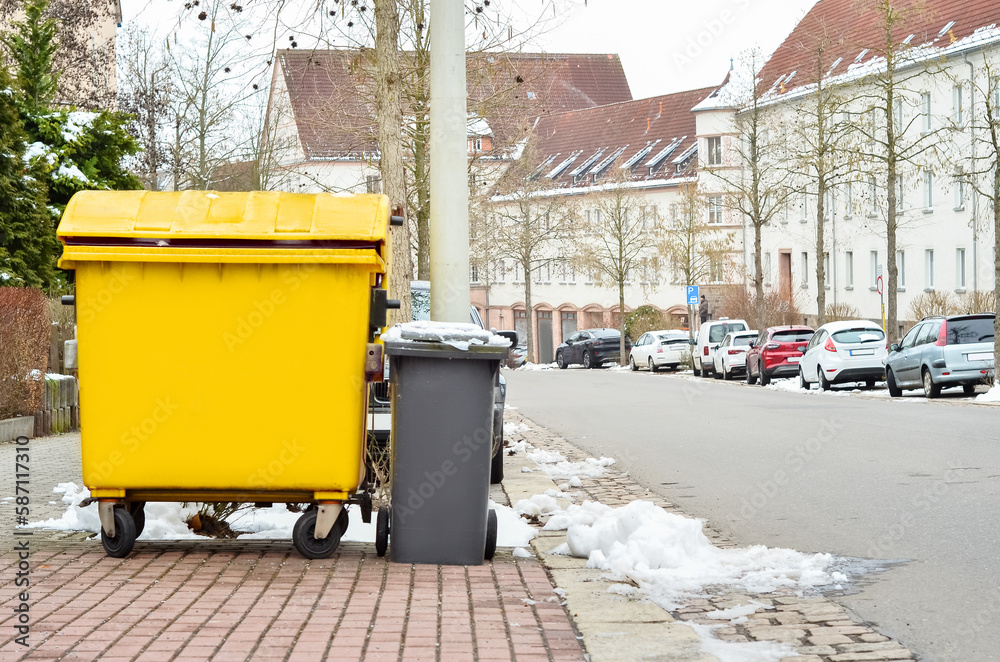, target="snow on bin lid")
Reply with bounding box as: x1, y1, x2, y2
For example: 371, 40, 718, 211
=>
57, 190, 390, 243
381, 321, 512, 351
